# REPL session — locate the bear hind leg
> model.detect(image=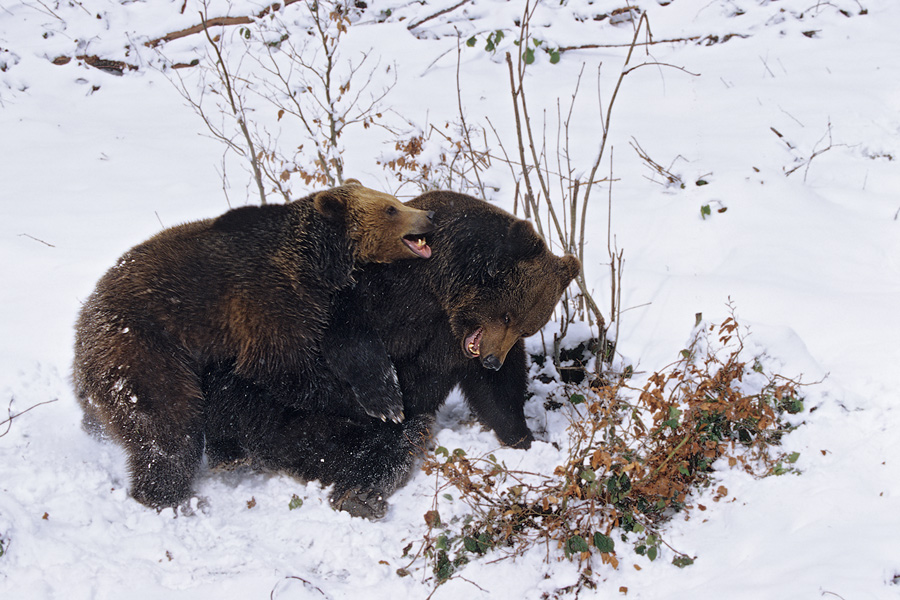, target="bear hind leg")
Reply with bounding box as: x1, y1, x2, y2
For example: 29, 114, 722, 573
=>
83, 356, 205, 507
126, 422, 205, 509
